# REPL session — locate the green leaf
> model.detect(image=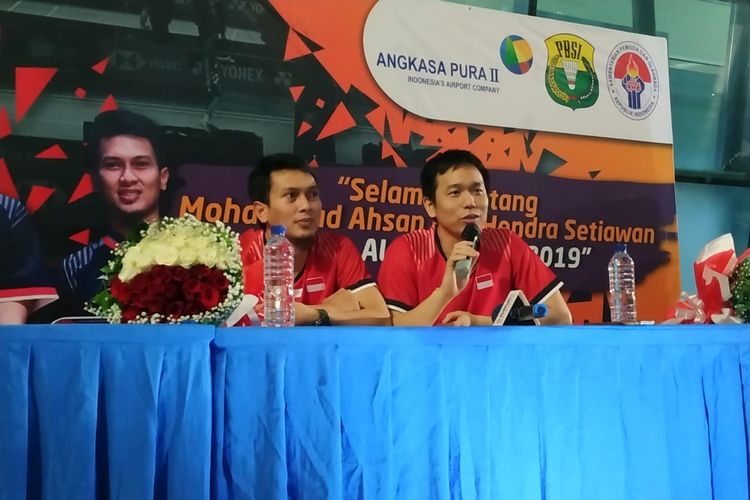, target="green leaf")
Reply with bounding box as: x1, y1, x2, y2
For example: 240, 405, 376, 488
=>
90, 289, 116, 310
